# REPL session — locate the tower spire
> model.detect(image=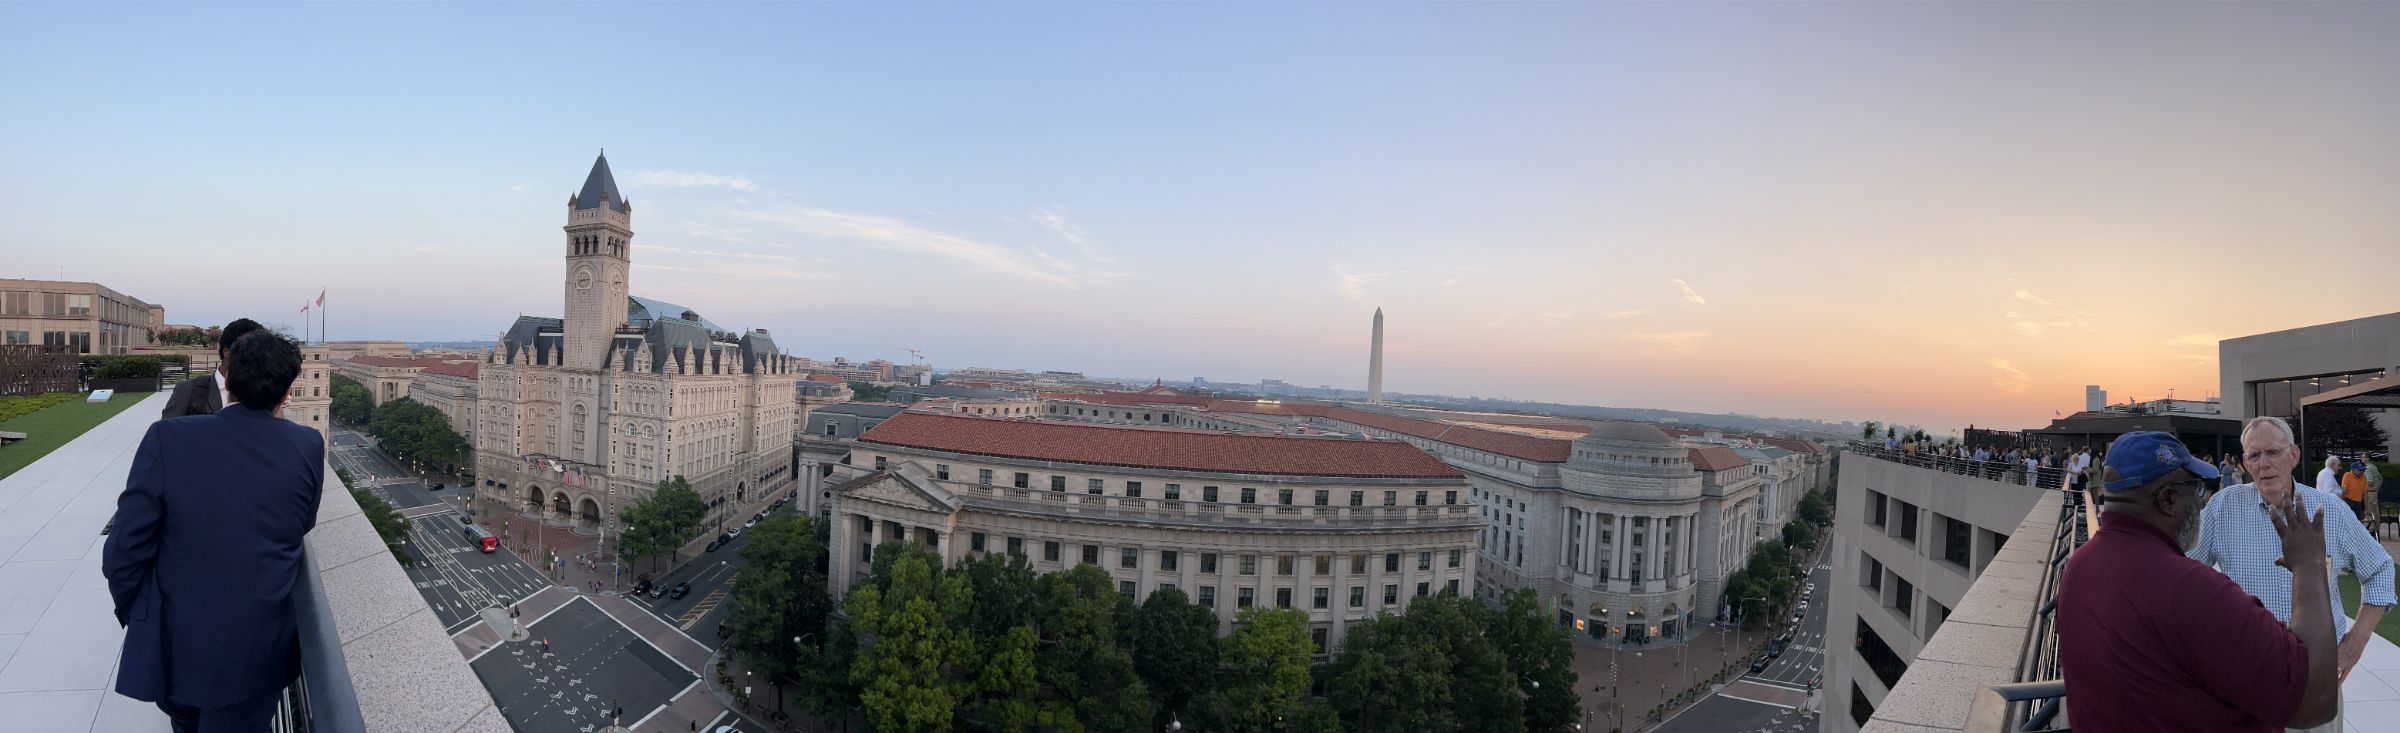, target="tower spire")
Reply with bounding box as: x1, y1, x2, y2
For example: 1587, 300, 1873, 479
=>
1368, 308, 1385, 404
